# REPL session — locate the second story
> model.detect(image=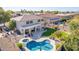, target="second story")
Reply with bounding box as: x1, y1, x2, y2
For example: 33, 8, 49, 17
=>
11, 14, 45, 29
